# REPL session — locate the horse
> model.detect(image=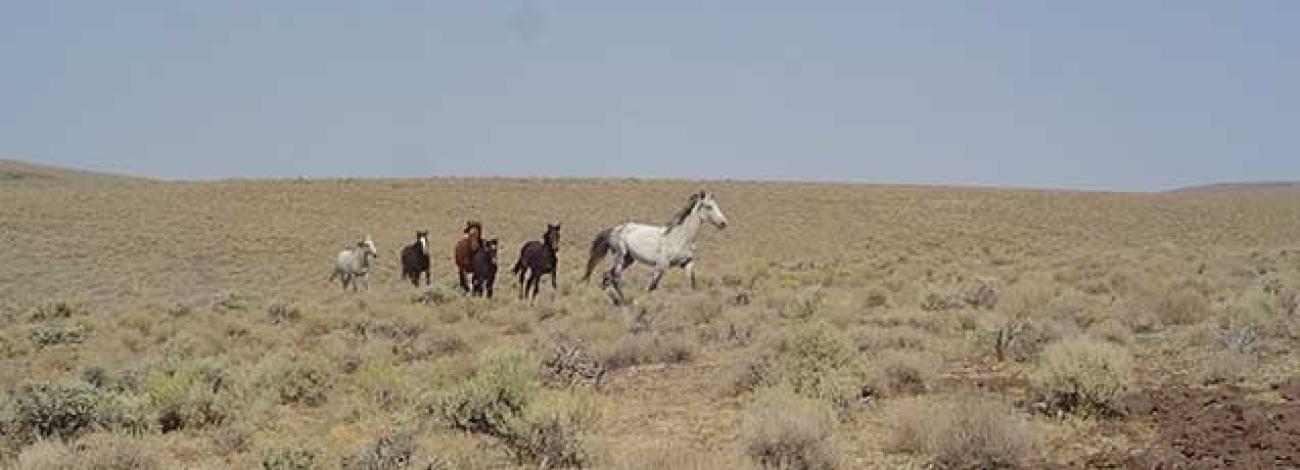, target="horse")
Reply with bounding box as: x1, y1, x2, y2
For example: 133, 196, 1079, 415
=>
471, 238, 500, 298
330, 235, 379, 291
512, 224, 561, 300
581, 191, 728, 305
453, 220, 483, 292
400, 230, 431, 286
